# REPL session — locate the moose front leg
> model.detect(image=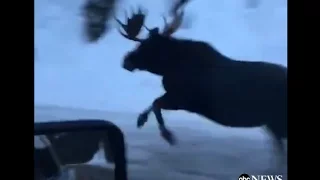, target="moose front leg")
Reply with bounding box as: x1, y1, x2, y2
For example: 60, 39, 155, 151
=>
137, 93, 180, 145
